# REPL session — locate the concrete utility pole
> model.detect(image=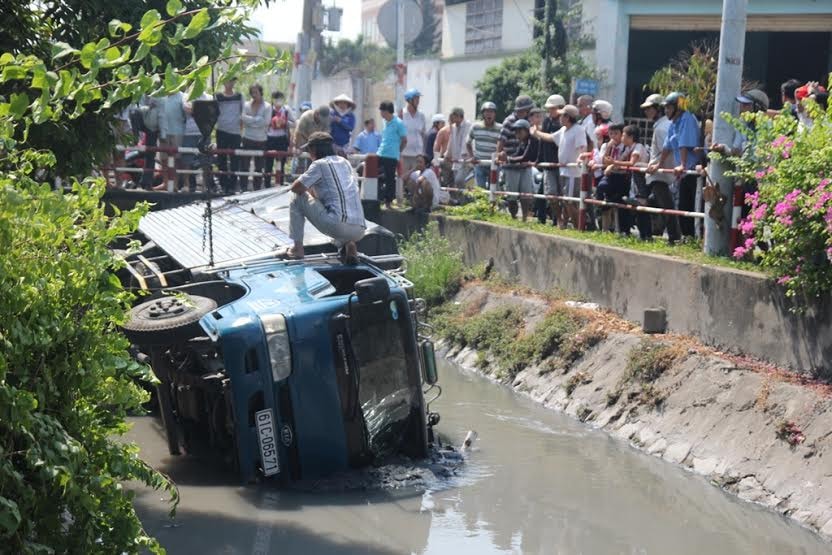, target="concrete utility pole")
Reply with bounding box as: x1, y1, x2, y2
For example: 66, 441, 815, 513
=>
395, 0, 406, 113
705, 0, 747, 255
294, 0, 321, 107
